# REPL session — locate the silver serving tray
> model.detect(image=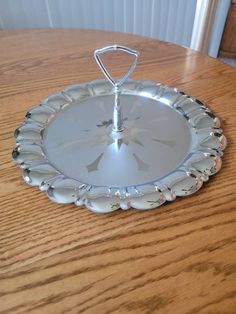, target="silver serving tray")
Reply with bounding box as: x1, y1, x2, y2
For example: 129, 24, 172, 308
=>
13, 45, 227, 213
